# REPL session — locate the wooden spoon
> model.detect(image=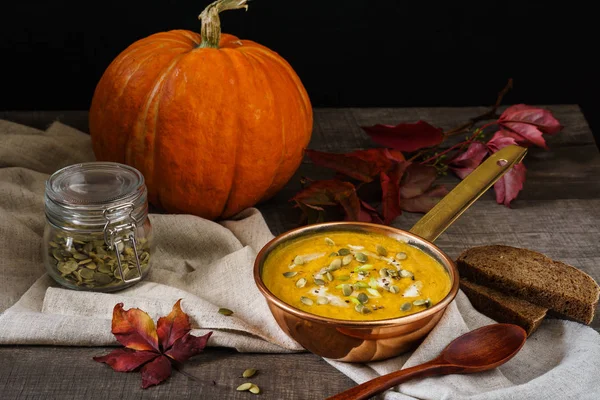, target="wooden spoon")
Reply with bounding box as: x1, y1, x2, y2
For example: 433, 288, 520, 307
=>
327, 323, 527, 400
